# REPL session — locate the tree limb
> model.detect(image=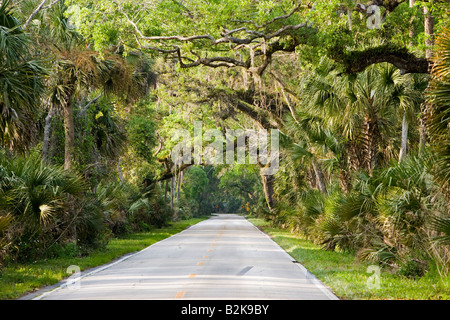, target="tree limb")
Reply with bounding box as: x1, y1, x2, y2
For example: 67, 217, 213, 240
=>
42, 0, 62, 10
23, 0, 63, 28
153, 132, 163, 157
333, 45, 431, 74
24, 0, 48, 29
260, 0, 303, 28
80, 94, 103, 115
118, 0, 311, 76
235, 99, 276, 130
230, 0, 303, 29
